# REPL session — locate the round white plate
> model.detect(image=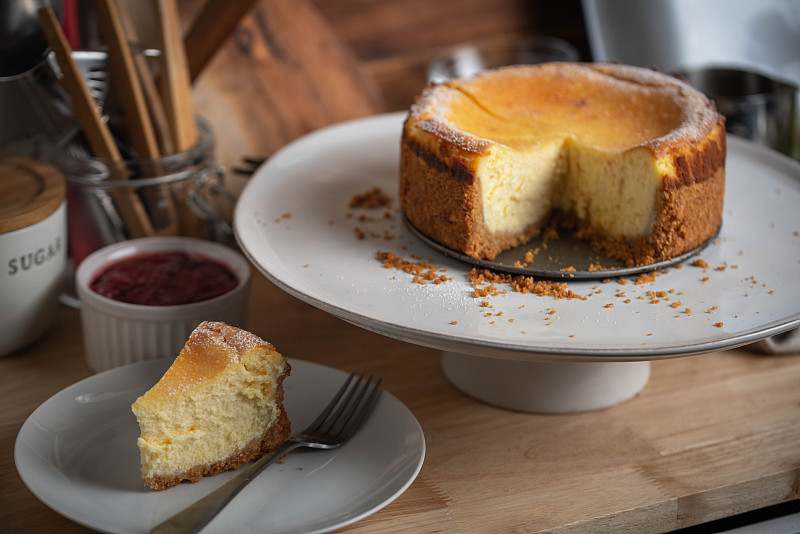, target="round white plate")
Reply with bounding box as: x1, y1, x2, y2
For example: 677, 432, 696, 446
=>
14, 358, 425, 534
235, 112, 800, 361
